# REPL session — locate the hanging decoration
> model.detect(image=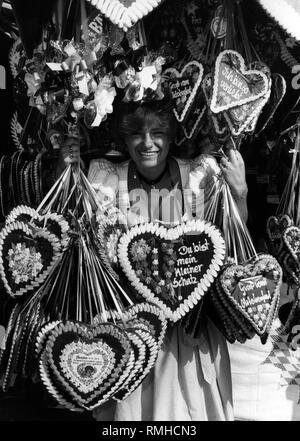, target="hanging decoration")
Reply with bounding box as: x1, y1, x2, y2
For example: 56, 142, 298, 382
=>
187, 164, 284, 344
0, 159, 168, 411
266, 129, 300, 289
